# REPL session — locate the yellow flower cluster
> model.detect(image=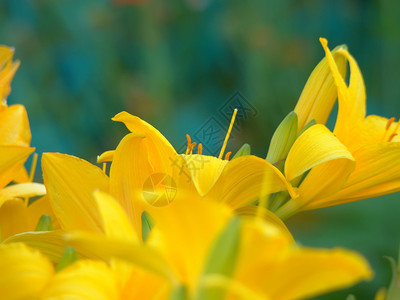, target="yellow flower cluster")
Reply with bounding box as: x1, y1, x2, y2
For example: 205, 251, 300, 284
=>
1, 39, 398, 299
